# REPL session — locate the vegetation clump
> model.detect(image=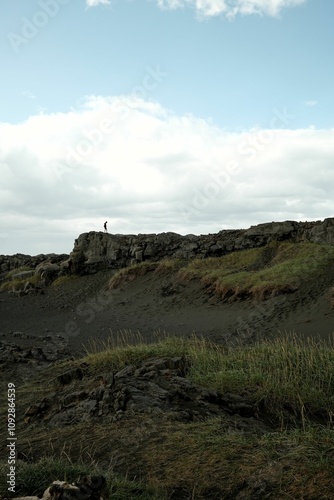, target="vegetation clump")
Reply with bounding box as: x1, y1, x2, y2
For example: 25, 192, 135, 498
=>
0, 273, 41, 292
108, 261, 158, 289
108, 242, 334, 301
2, 333, 334, 498
84, 332, 334, 427
51, 275, 78, 287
